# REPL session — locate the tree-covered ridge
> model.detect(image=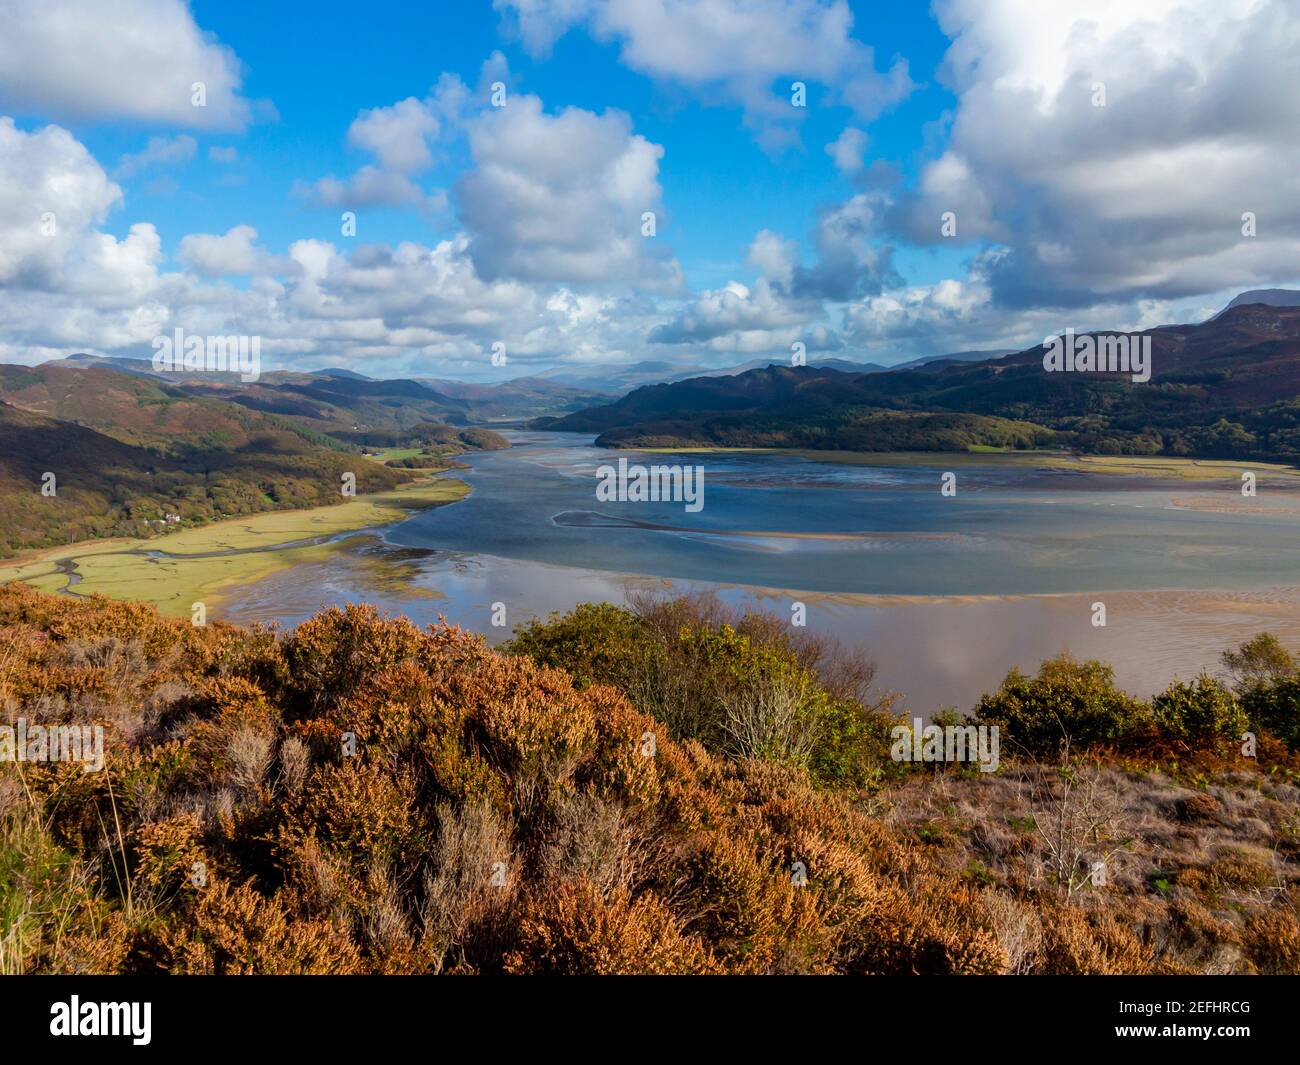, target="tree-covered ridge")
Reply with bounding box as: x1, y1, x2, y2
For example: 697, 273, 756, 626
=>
542, 304, 1300, 460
